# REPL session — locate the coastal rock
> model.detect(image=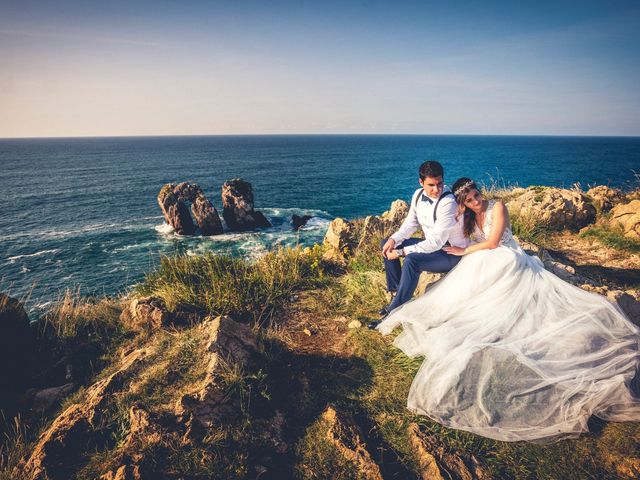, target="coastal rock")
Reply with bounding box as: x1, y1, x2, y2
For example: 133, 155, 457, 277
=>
319, 406, 383, 480
157, 182, 223, 236
608, 200, 640, 239
322, 218, 355, 263
0, 293, 34, 413
175, 316, 259, 434
416, 272, 444, 296
357, 215, 385, 249
507, 187, 596, 230
18, 347, 152, 480
120, 296, 172, 332
292, 214, 313, 231
381, 199, 409, 231
99, 407, 163, 479
586, 186, 623, 212
221, 179, 272, 231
